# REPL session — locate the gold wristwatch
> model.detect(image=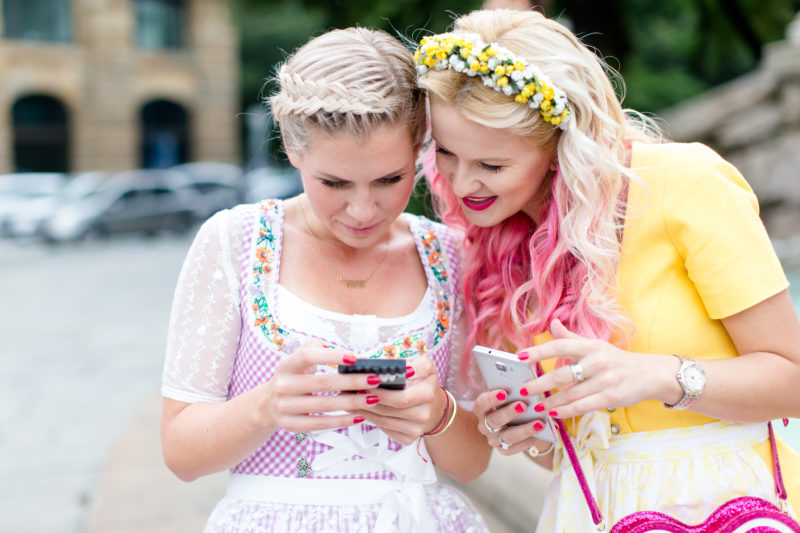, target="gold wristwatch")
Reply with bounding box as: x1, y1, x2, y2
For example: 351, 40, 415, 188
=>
664, 355, 706, 410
